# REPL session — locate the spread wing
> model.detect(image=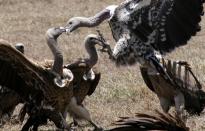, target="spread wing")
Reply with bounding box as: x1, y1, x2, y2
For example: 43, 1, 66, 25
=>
0, 39, 47, 101
127, 0, 204, 54
155, 0, 204, 53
